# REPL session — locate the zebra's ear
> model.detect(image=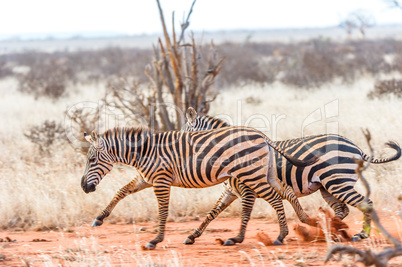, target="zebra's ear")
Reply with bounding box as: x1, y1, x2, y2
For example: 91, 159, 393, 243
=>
91, 131, 99, 142
84, 132, 92, 143
186, 107, 197, 124
84, 131, 99, 147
